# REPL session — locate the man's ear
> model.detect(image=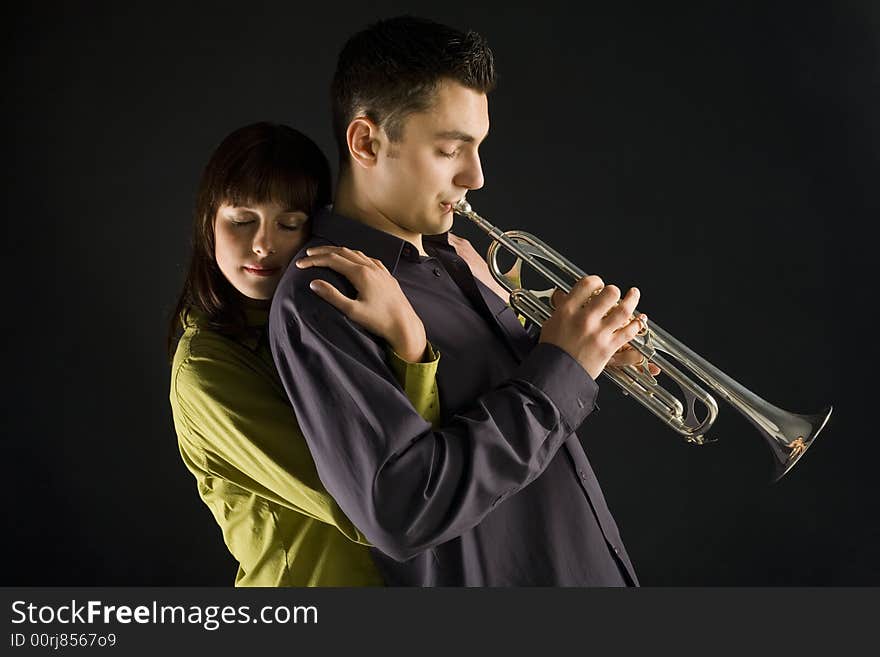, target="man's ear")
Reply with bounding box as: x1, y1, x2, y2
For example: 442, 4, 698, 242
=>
346, 117, 383, 169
